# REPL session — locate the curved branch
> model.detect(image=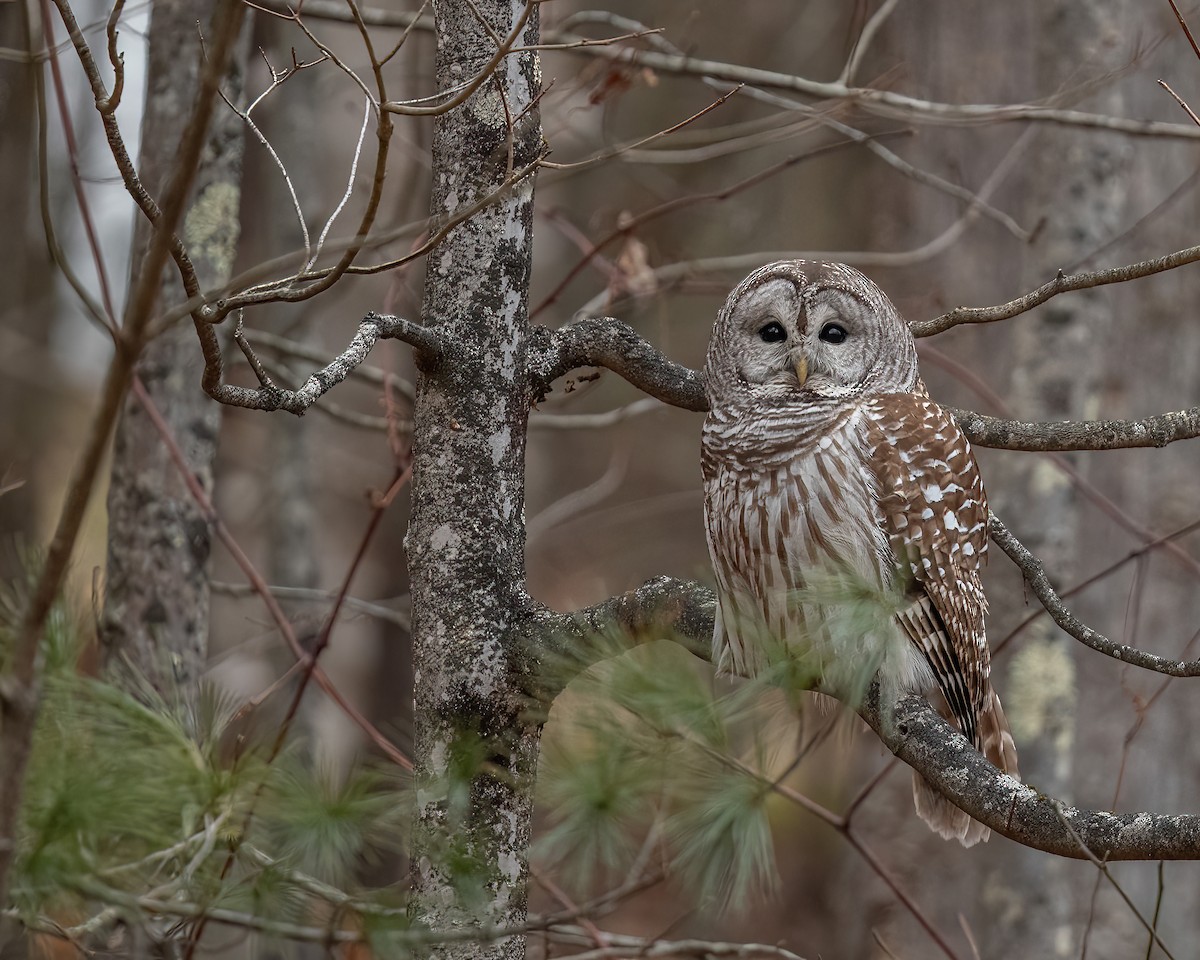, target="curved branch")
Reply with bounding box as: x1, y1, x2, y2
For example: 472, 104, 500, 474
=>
531, 576, 1200, 861
244, 328, 416, 401
859, 689, 1200, 861
913, 244, 1200, 337
202, 312, 440, 414
528, 318, 707, 410
989, 517, 1200, 676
